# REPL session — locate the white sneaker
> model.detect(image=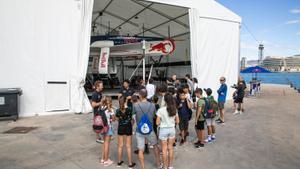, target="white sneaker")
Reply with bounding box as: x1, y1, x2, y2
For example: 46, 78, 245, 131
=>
211, 135, 216, 141
233, 110, 239, 115
205, 137, 211, 143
